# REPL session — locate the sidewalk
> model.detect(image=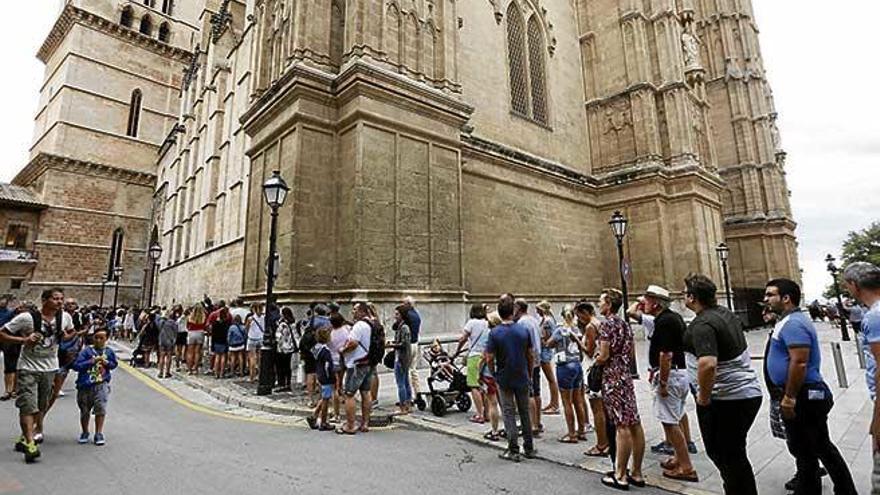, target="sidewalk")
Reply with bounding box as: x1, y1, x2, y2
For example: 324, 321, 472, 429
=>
113, 321, 874, 495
